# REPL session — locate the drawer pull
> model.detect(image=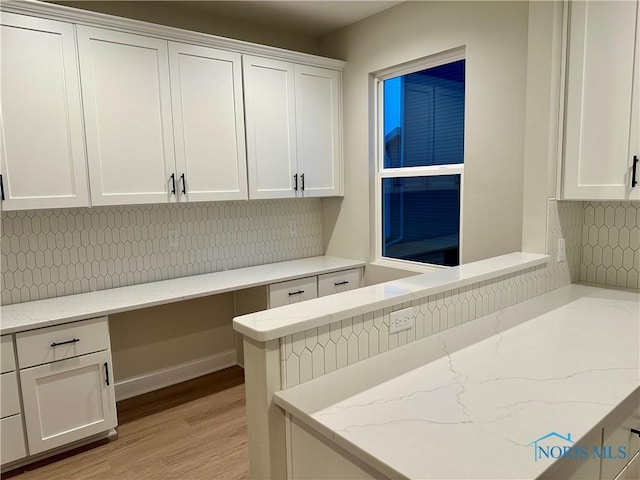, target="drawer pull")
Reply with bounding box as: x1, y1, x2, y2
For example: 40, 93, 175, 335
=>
50, 338, 80, 348
334, 281, 350, 286
288, 290, 305, 296
104, 362, 110, 386
631, 428, 640, 437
